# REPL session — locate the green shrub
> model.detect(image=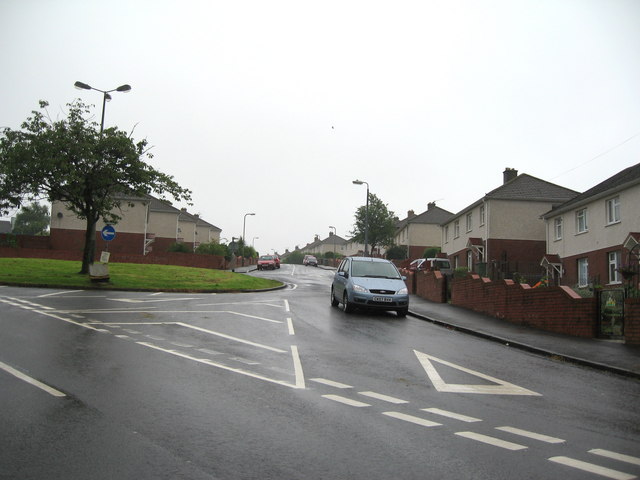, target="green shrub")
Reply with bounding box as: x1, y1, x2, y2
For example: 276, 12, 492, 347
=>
196, 242, 229, 256
453, 267, 469, 279
284, 251, 305, 264
168, 242, 191, 253
386, 245, 407, 260
423, 247, 441, 258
